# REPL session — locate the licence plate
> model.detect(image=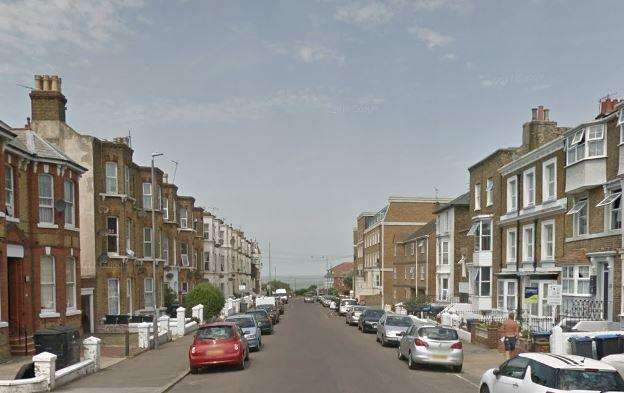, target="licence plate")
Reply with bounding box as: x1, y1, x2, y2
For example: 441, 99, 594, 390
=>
432, 354, 447, 361
206, 349, 223, 356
